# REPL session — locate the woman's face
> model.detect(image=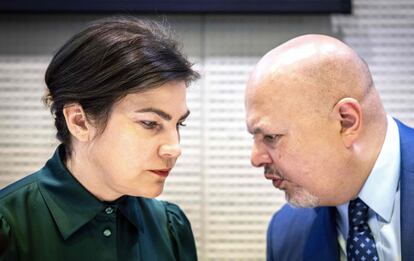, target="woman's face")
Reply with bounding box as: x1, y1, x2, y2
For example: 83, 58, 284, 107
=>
85, 81, 189, 199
